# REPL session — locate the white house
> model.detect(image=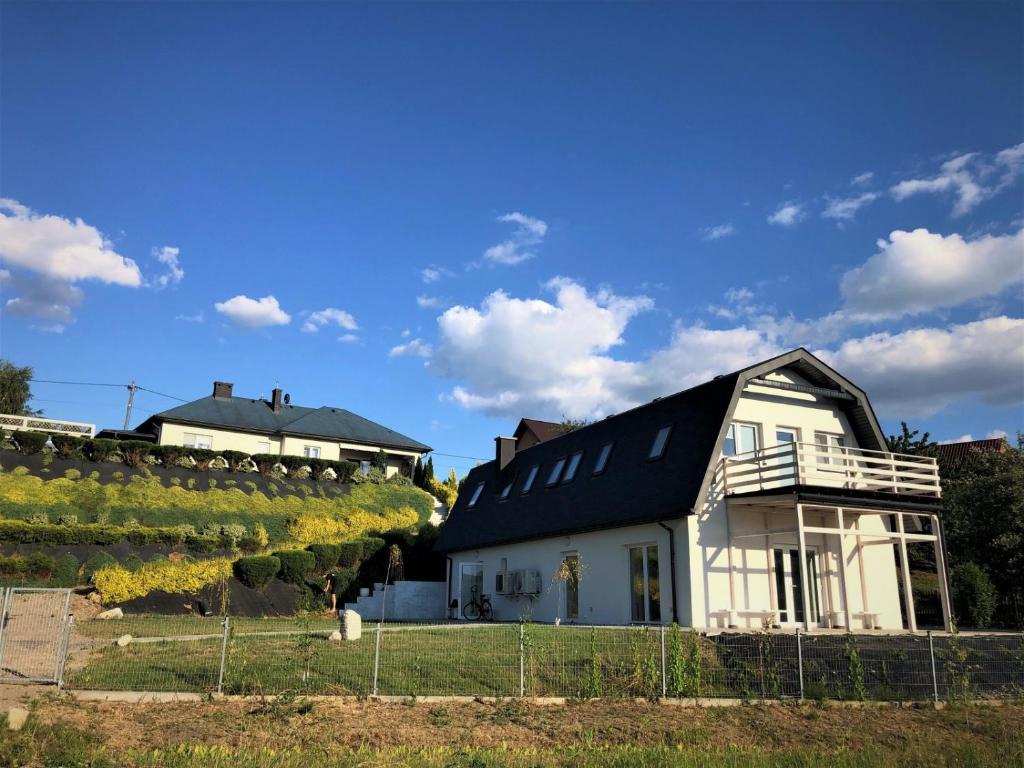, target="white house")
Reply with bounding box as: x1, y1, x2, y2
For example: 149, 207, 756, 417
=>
436, 349, 950, 632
